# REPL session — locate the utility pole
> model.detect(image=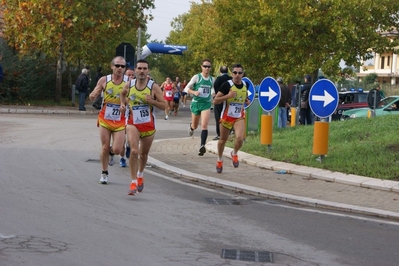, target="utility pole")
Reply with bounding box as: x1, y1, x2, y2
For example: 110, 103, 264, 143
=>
137, 27, 142, 61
